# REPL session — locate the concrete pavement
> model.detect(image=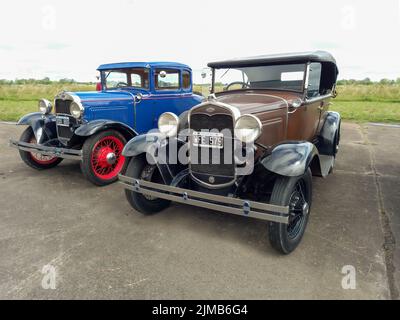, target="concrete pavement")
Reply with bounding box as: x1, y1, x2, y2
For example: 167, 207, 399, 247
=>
0, 122, 398, 299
